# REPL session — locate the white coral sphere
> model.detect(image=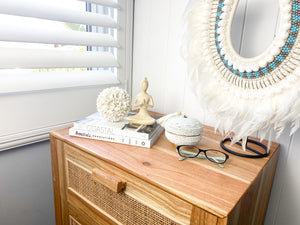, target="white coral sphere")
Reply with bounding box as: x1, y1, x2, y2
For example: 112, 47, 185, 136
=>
96, 87, 131, 122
